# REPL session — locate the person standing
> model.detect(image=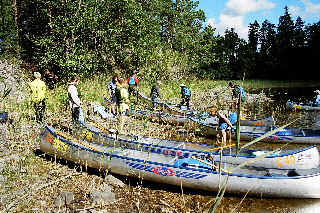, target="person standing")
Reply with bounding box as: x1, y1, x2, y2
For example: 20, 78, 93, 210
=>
179, 84, 192, 110
28, 72, 47, 123
68, 76, 82, 124
127, 71, 139, 100
229, 81, 247, 108
118, 78, 130, 116
150, 80, 162, 109
117, 78, 130, 133
313, 90, 320, 106
209, 107, 237, 146
108, 75, 119, 115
